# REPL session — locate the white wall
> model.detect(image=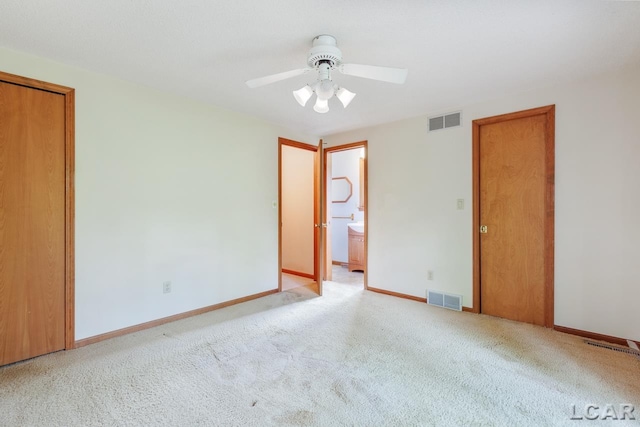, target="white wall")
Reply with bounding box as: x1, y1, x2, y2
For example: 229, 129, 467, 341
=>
324, 64, 640, 341
281, 145, 315, 275
330, 149, 364, 263
0, 47, 316, 340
